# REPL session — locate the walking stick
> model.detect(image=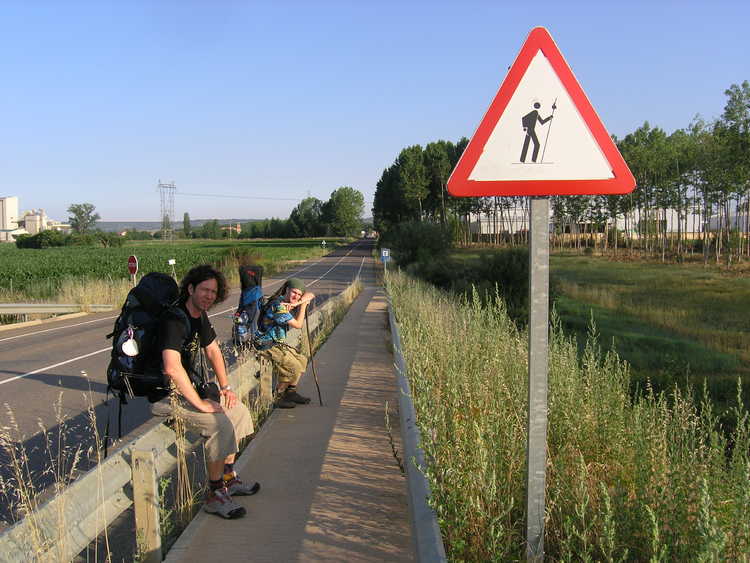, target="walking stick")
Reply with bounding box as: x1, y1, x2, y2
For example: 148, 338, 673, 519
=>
304, 306, 323, 406
540, 97, 558, 163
